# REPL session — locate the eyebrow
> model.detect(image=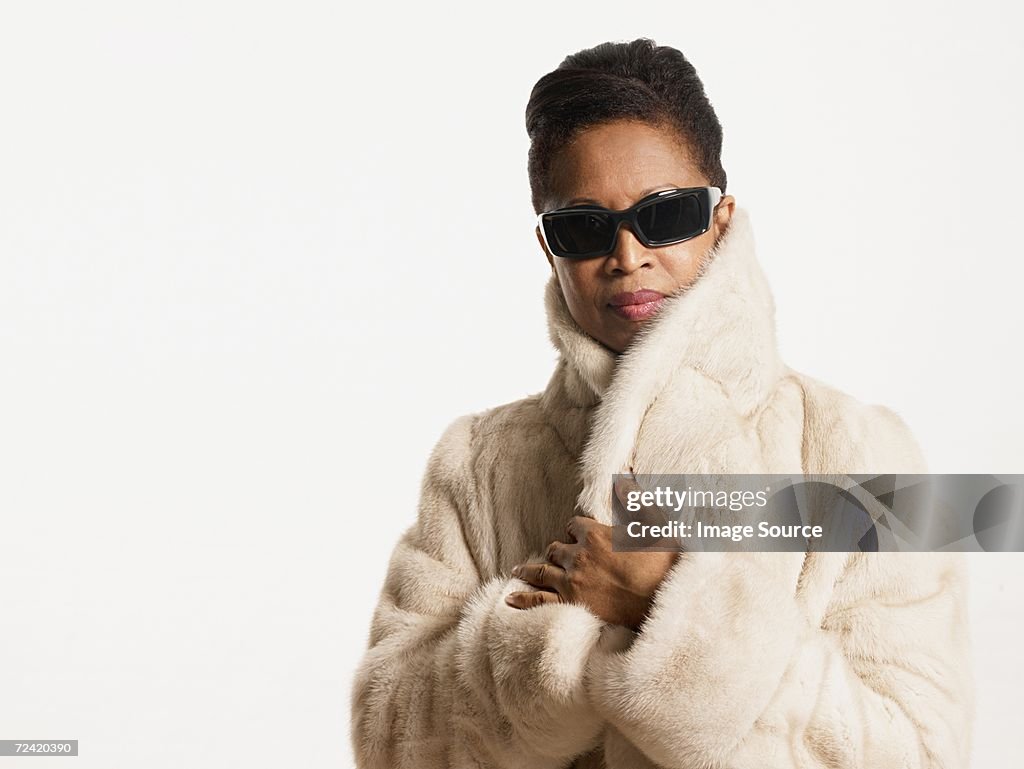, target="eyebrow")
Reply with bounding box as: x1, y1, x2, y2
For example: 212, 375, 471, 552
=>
563, 184, 683, 208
